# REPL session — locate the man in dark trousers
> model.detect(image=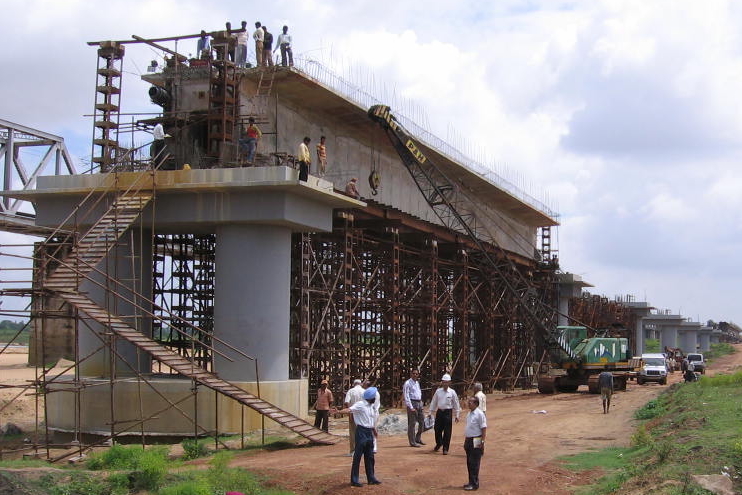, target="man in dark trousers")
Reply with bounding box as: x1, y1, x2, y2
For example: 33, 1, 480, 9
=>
598, 371, 614, 414
333, 387, 382, 487
463, 396, 487, 491
428, 373, 460, 454
297, 136, 311, 181
313, 379, 333, 432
